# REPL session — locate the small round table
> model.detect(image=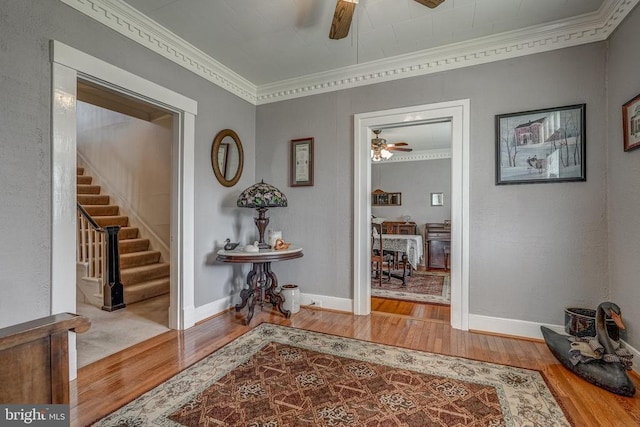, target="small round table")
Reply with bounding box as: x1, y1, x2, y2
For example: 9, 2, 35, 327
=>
216, 246, 303, 325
